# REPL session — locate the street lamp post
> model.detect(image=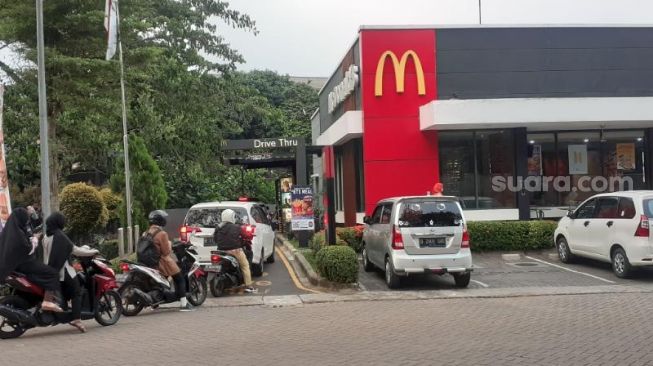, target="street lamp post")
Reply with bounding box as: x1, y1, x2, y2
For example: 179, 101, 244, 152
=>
36, 0, 51, 220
